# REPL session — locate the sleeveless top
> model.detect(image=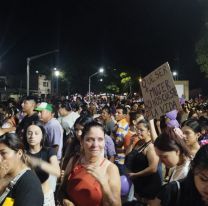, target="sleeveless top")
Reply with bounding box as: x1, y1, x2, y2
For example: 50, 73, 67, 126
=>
66, 159, 106, 206
126, 141, 162, 199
